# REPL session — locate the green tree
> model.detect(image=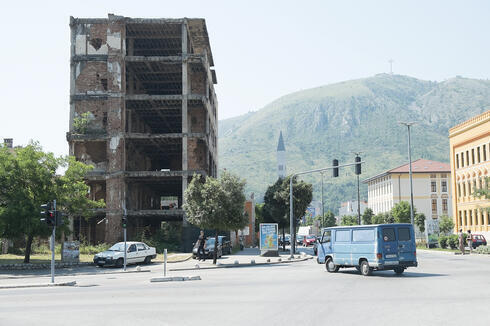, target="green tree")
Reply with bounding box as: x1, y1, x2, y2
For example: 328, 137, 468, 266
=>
362, 208, 374, 225
278, 176, 313, 249
439, 215, 454, 235
322, 210, 337, 227
0, 143, 57, 262
341, 215, 358, 226
415, 213, 426, 233
263, 178, 288, 250
372, 213, 385, 224
391, 201, 412, 223
0, 144, 107, 263
183, 172, 248, 264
